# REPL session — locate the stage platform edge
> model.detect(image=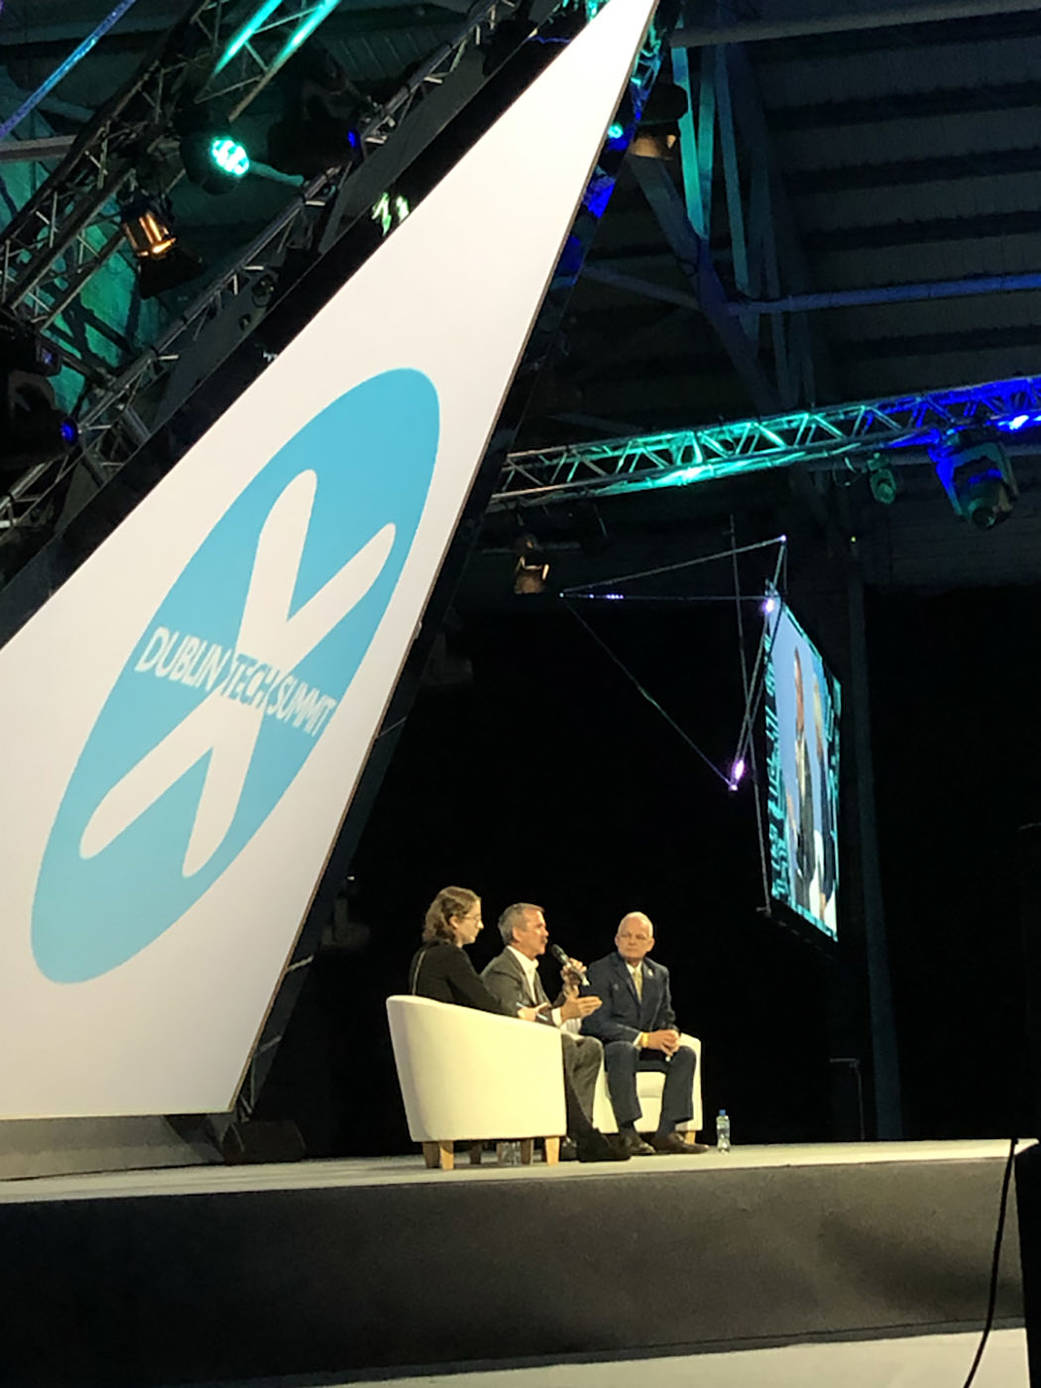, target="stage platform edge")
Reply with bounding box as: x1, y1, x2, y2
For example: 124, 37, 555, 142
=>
0, 1141, 1024, 1387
